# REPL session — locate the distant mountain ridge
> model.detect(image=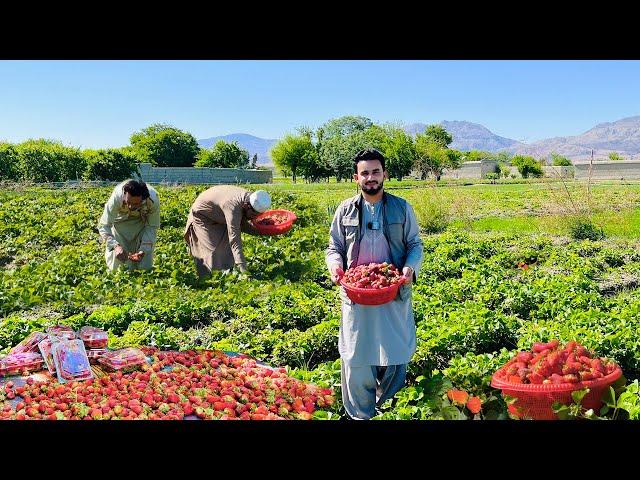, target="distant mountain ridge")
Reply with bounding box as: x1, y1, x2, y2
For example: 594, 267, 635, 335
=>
505, 115, 640, 162
199, 115, 640, 166
197, 133, 277, 166
404, 120, 522, 152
